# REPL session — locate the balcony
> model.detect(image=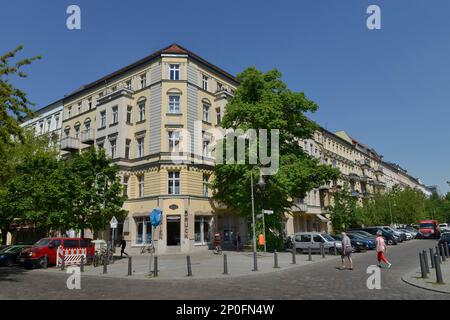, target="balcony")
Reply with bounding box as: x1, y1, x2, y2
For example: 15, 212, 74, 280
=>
375, 166, 383, 175
81, 129, 95, 144
97, 82, 134, 106
349, 173, 360, 181
359, 158, 371, 169
61, 137, 79, 151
